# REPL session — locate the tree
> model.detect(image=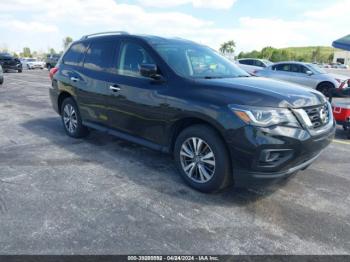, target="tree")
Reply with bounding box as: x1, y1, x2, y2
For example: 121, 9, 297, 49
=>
21, 47, 32, 58
260, 46, 275, 60
219, 40, 236, 55
49, 48, 56, 55
312, 47, 321, 62
328, 53, 334, 63
63, 36, 73, 50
